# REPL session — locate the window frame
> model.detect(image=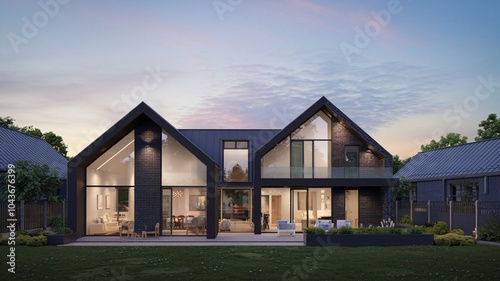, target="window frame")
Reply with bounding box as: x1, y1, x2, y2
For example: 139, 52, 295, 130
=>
223, 140, 250, 183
